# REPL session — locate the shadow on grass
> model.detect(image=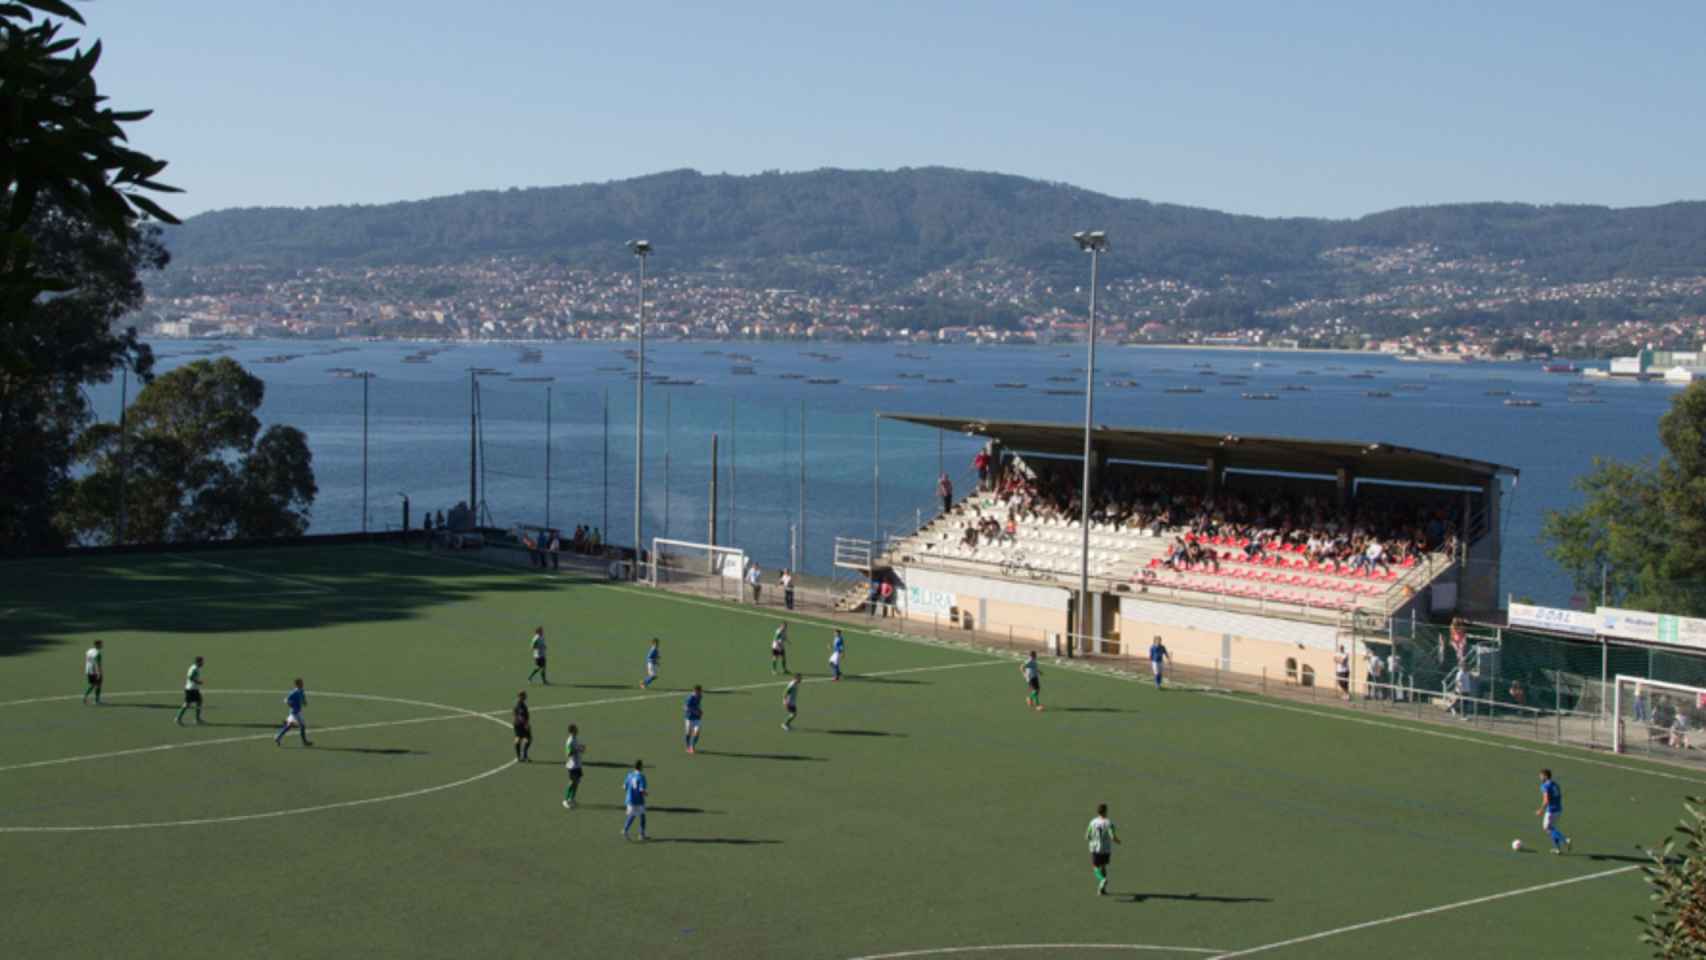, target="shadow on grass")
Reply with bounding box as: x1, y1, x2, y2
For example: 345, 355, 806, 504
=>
578, 803, 721, 814
823, 729, 907, 738
202, 721, 285, 730
1119, 891, 1273, 904
1058, 706, 1136, 714
309, 746, 425, 756
0, 544, 592, 658
844, 675, 927, 686
101, 702, 180, 711
646, 837, 780, 846
569, 683, 637, 691
694, 749, 826, 762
